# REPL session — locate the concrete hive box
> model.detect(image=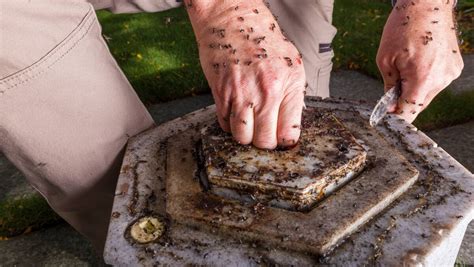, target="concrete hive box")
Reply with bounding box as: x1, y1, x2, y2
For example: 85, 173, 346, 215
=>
104, 97, 474, 266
